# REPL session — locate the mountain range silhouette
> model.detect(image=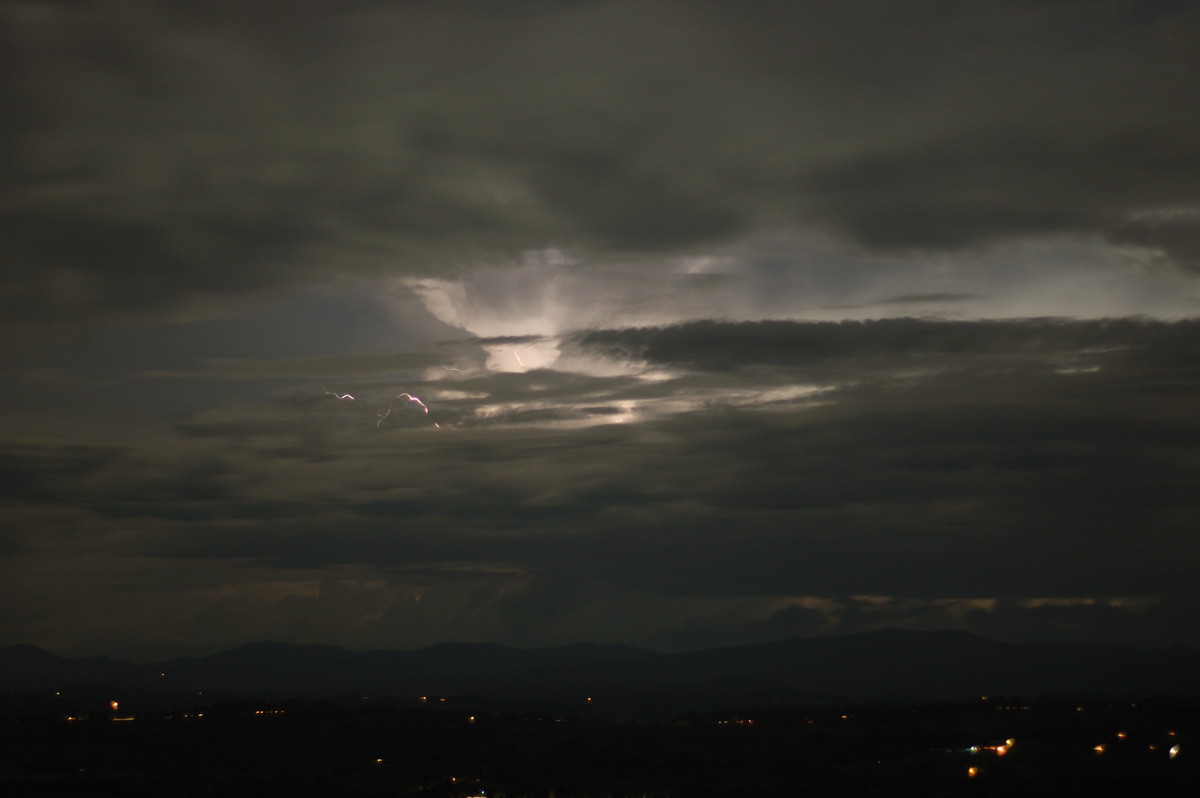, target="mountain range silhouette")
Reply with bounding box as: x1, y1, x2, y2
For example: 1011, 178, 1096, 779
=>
4, 630, 1198, 711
